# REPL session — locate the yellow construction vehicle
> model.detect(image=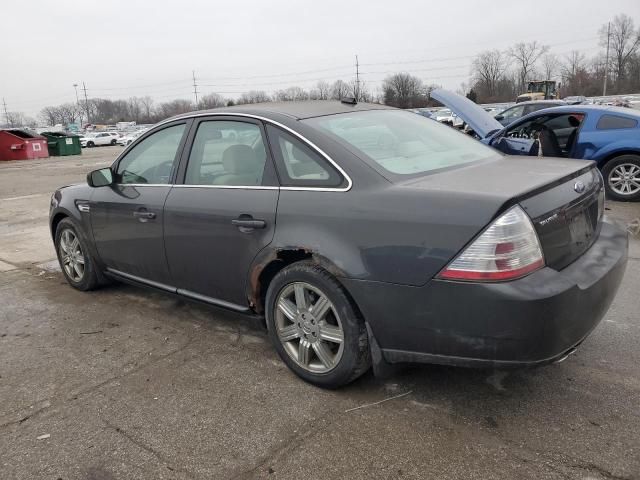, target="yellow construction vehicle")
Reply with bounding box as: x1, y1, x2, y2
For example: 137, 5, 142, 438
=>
516, 81, 559, 103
